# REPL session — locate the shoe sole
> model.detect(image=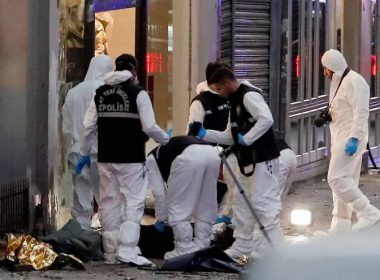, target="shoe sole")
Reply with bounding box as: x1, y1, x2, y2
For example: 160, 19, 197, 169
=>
115, 256, 155, 268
